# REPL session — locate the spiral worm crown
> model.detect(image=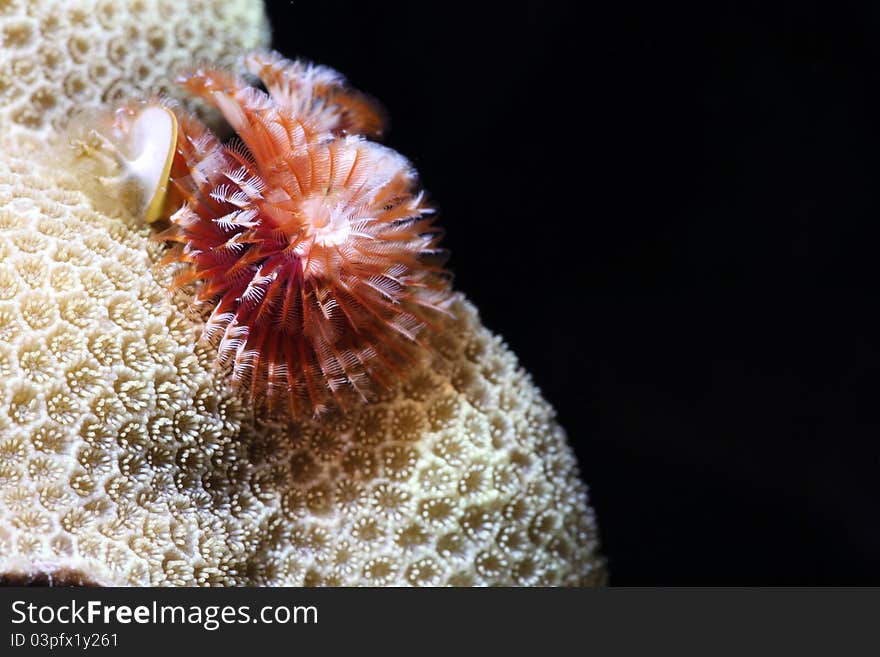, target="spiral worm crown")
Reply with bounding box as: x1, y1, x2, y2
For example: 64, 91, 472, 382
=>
157, 52, 451, 416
